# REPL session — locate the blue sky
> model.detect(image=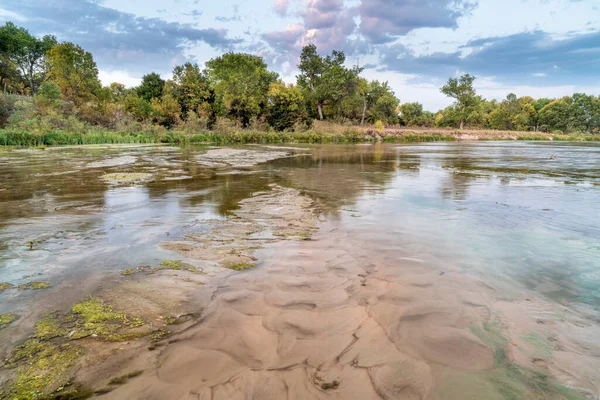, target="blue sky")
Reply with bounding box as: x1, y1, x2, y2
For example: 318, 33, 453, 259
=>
1, 0, 599, 110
